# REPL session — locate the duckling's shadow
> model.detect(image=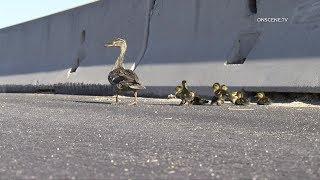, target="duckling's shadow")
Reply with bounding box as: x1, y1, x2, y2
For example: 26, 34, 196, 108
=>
166, 103, 213, 107
262, 92, 320, 105
143, 102, 180, 106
